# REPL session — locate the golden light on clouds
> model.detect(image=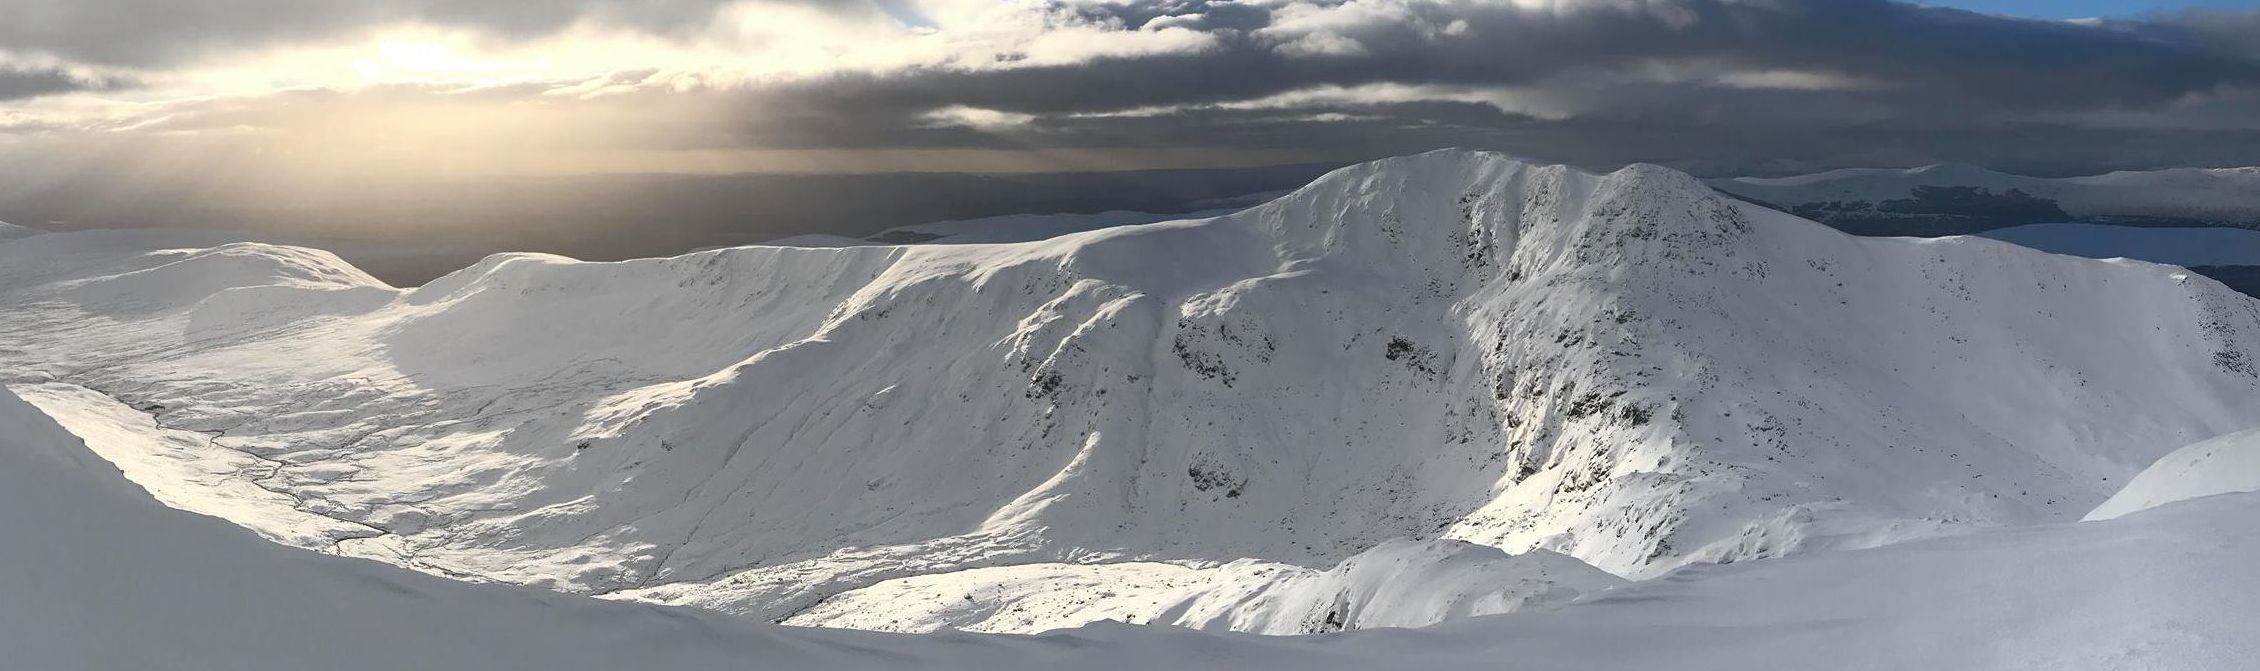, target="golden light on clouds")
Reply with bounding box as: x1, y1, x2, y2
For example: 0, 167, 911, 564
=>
0, 0, 1156, 180
361, 40, 522, 79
